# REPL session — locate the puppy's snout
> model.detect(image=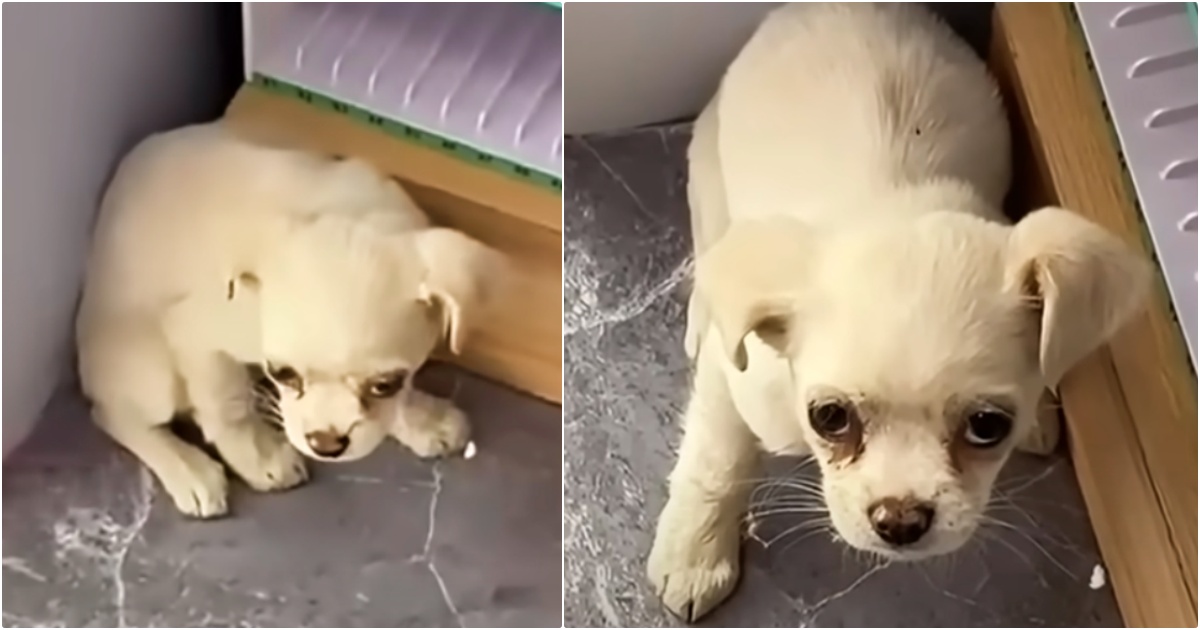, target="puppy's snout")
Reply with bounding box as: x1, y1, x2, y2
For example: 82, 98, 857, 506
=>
306, 430, 350, 458
868, 497, 934, 547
